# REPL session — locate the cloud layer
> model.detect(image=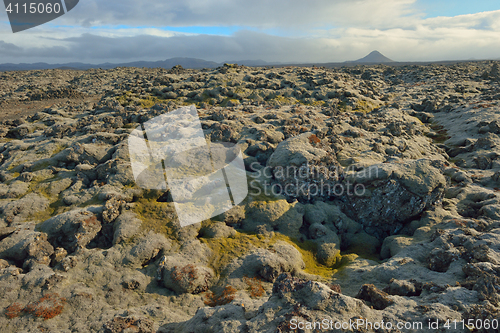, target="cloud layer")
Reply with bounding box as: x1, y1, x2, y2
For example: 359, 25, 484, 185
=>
61, 0, 418, 29
0, 0, 499, 64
